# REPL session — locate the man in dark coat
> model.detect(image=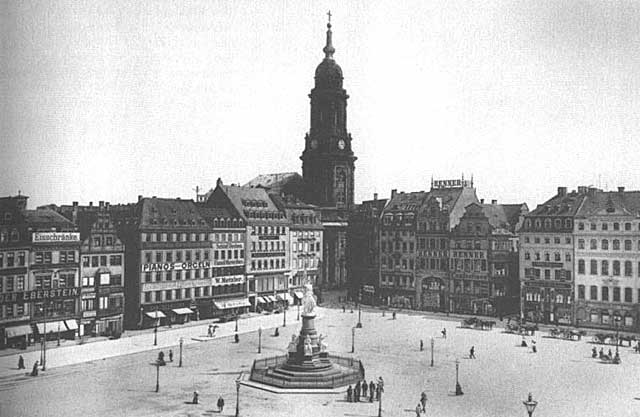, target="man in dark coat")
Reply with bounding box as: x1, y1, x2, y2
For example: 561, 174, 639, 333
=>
18, 355, 25, 370
31, 361, 39, 376
362, 379, 368, 397
355, 381, 361, 402
369, 381, 375, 402
347, 385, 353, 402
217, 396, 224, 412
